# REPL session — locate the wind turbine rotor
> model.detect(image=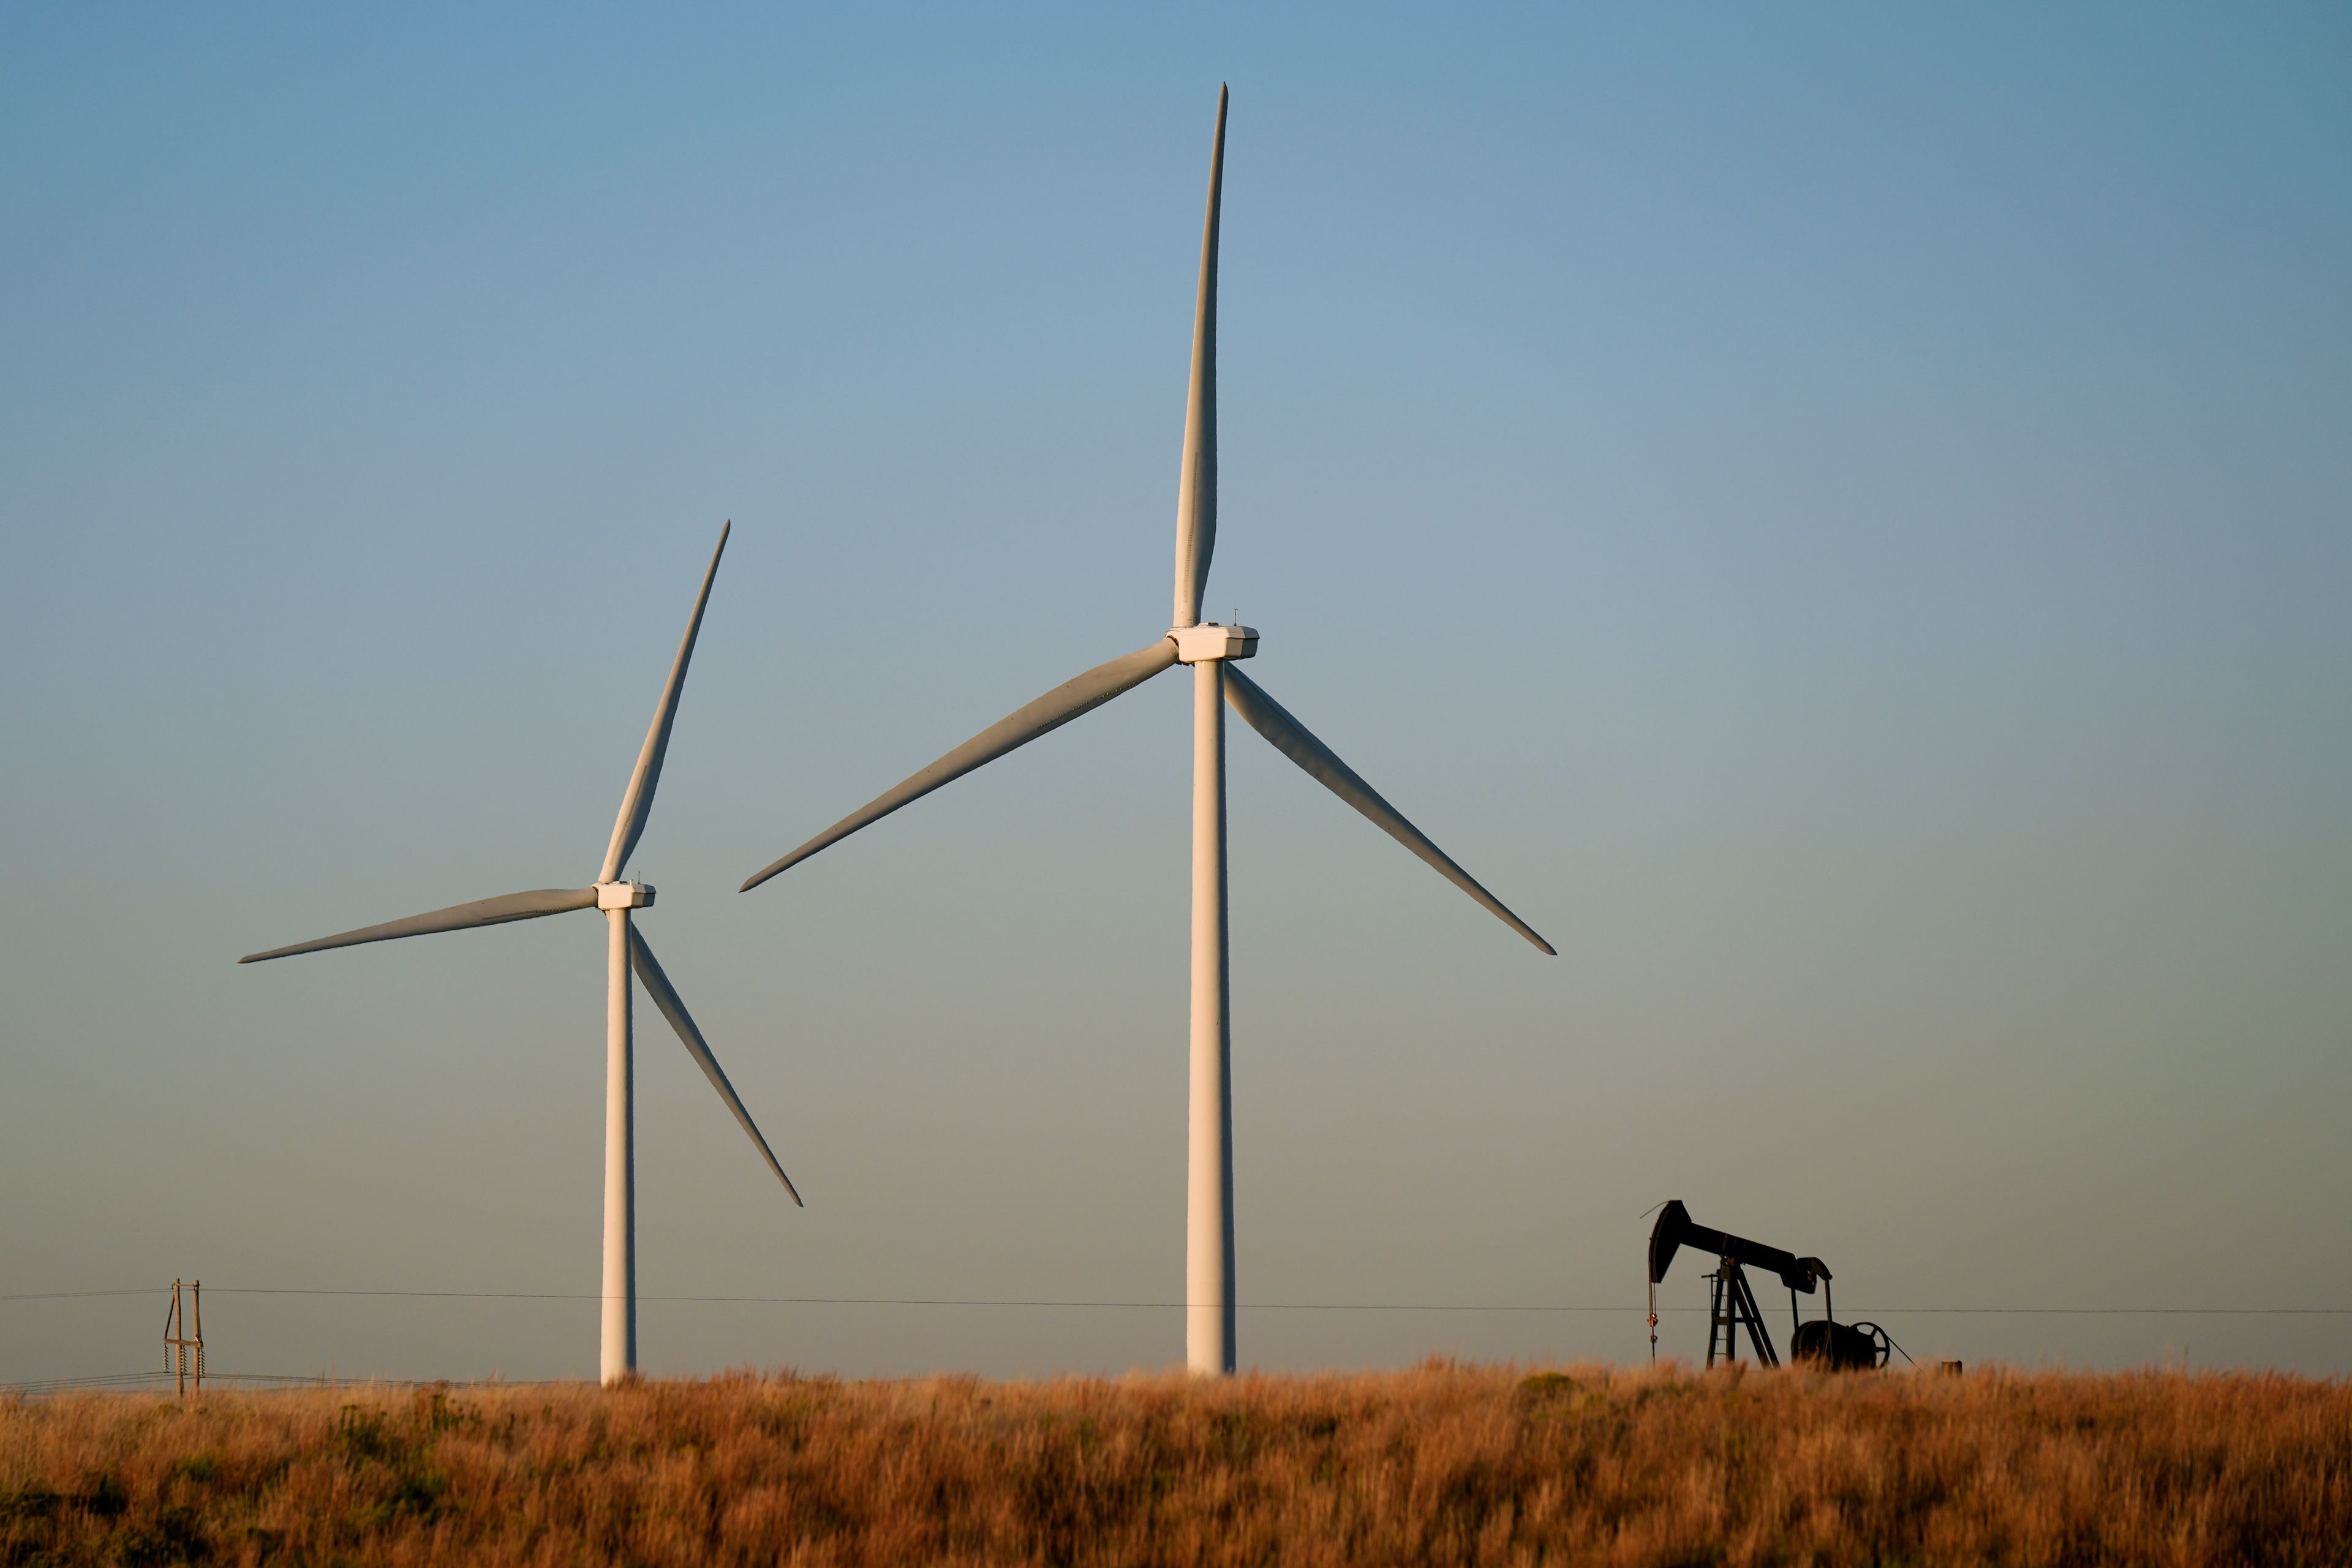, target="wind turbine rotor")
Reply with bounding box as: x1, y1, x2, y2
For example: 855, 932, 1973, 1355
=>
741, 637, 1181, 890
237, 885, 601, 964
1171, 83, 1228, 631
1222, 666, 1556, 956
628, 927, 802, 1204
601, 521, 730, 884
